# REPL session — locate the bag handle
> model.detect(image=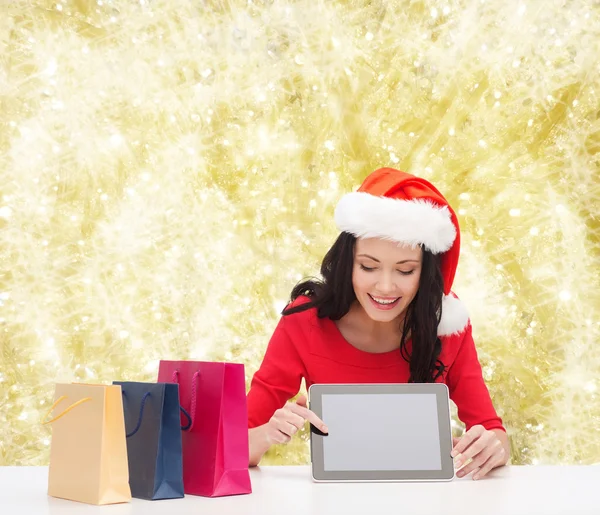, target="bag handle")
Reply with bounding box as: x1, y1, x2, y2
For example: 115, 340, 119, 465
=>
180, 406, 192, 431
123, 391, 151, 437
123, 391, 193, 436
41, 395, 92, 425
172, 369, 200, 431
